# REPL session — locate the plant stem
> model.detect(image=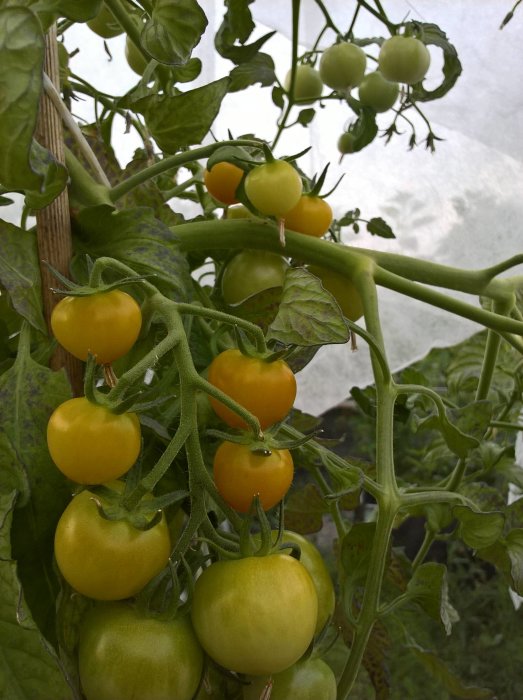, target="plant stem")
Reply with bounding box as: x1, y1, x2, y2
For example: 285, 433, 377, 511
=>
337, 266, 400, 699
109, 139, 263, 202
272, 0, 300, 151
43, 74, 111, 187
